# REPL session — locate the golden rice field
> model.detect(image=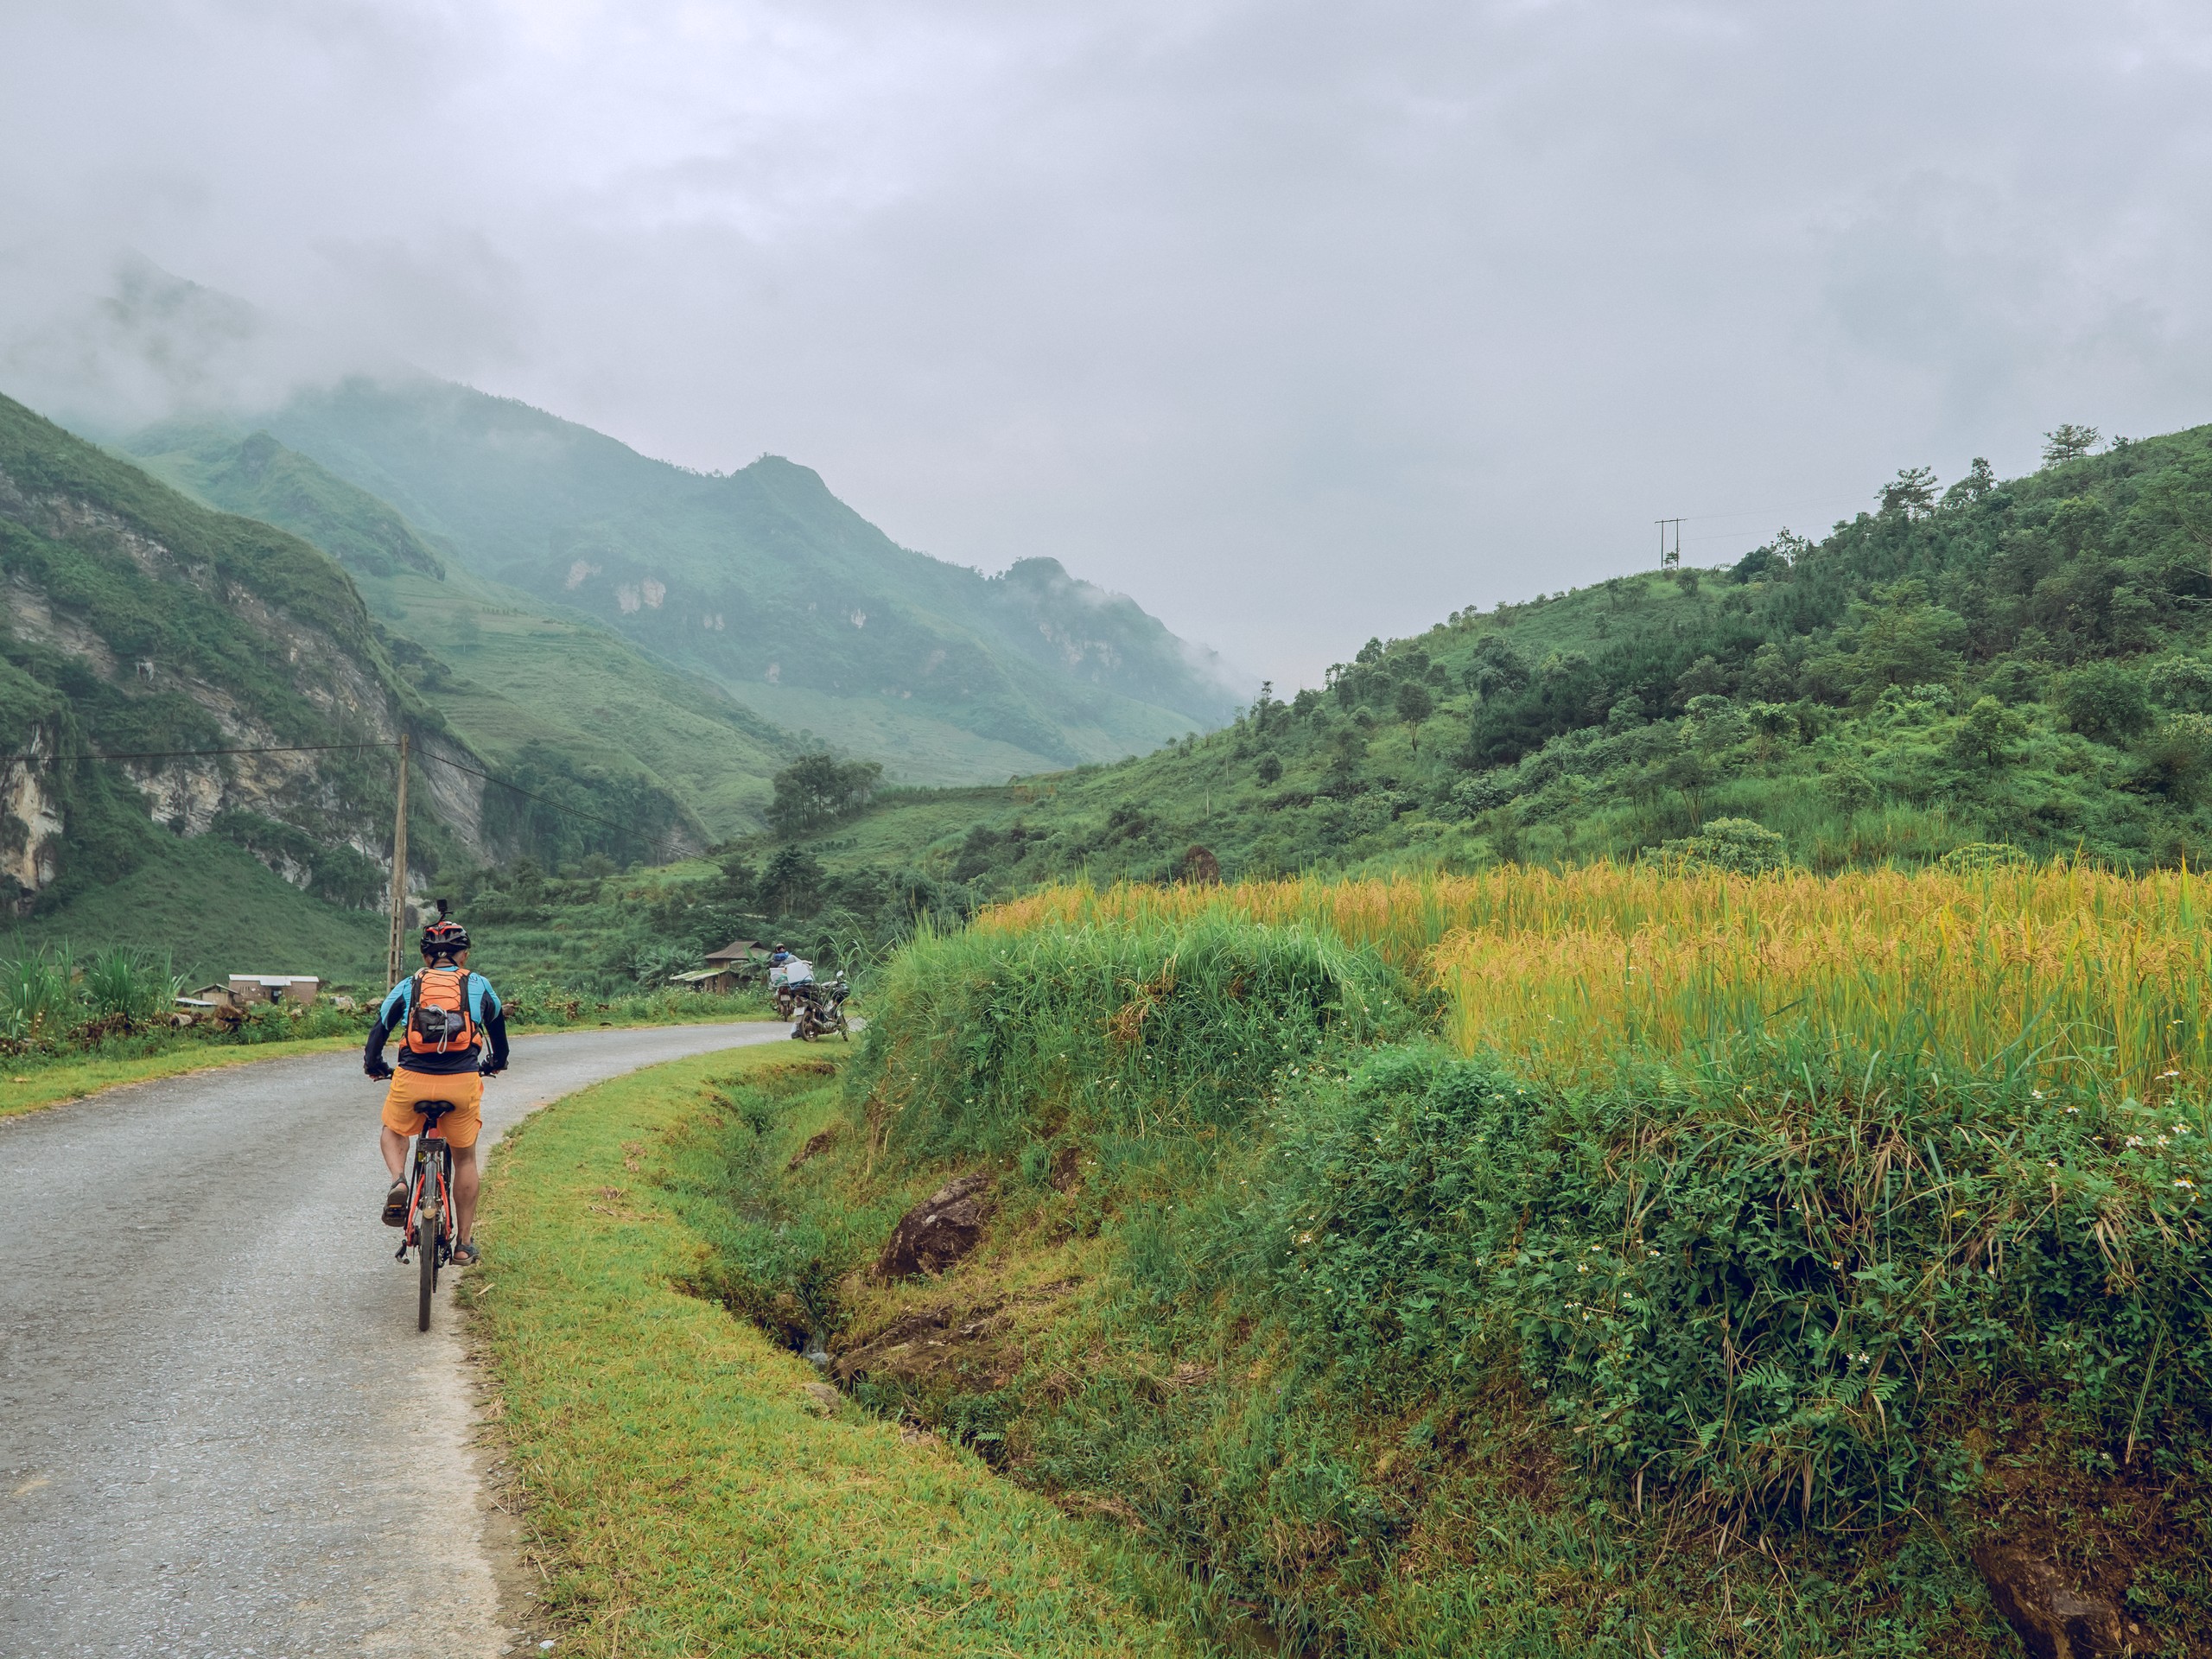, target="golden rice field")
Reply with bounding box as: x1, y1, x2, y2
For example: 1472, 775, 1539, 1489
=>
982, 862, 2212, 1098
